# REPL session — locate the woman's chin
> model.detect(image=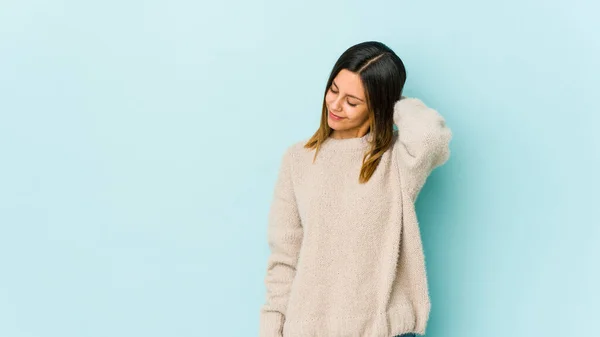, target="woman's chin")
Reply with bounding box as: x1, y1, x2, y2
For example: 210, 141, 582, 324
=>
327, 120, 341, 129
